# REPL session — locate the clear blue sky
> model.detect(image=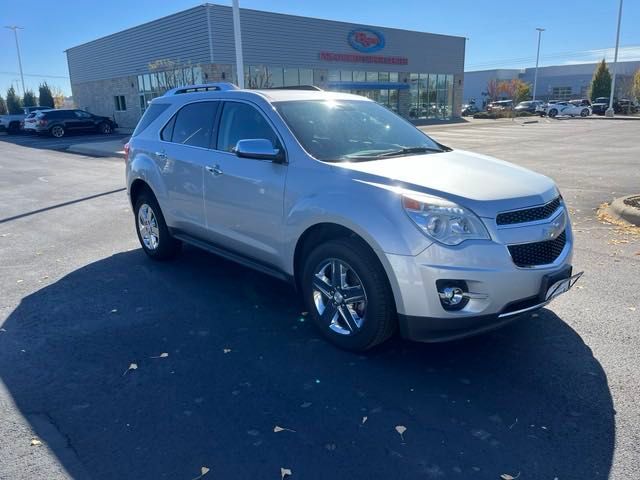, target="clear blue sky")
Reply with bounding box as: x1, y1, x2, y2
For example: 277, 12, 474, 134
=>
2, 0, 639, 97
